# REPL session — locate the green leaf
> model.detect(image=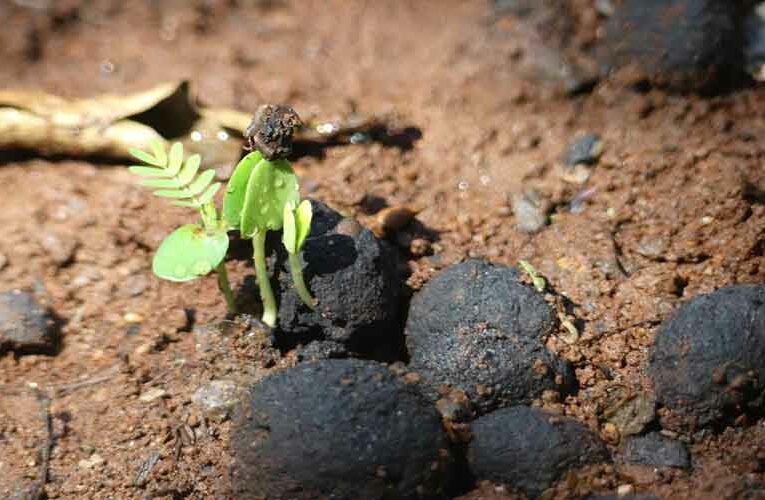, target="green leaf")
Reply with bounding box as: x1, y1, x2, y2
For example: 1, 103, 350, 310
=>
150, 139, 167, 166
178, 154, 202, 185
166, 142, 185, 177
282, 203, 297, 254
171, 200, 200, 208
152, 224, 229, 282
153, 189, 190, 199
294, 199, 313, 251
198, 182, 222, 206
223, 151, 262, 230
129, 147, 163, 167
187, 168, 215, 196
240, 159, 300, 237
140, 178, 184, 189
129, 165, 167, 177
